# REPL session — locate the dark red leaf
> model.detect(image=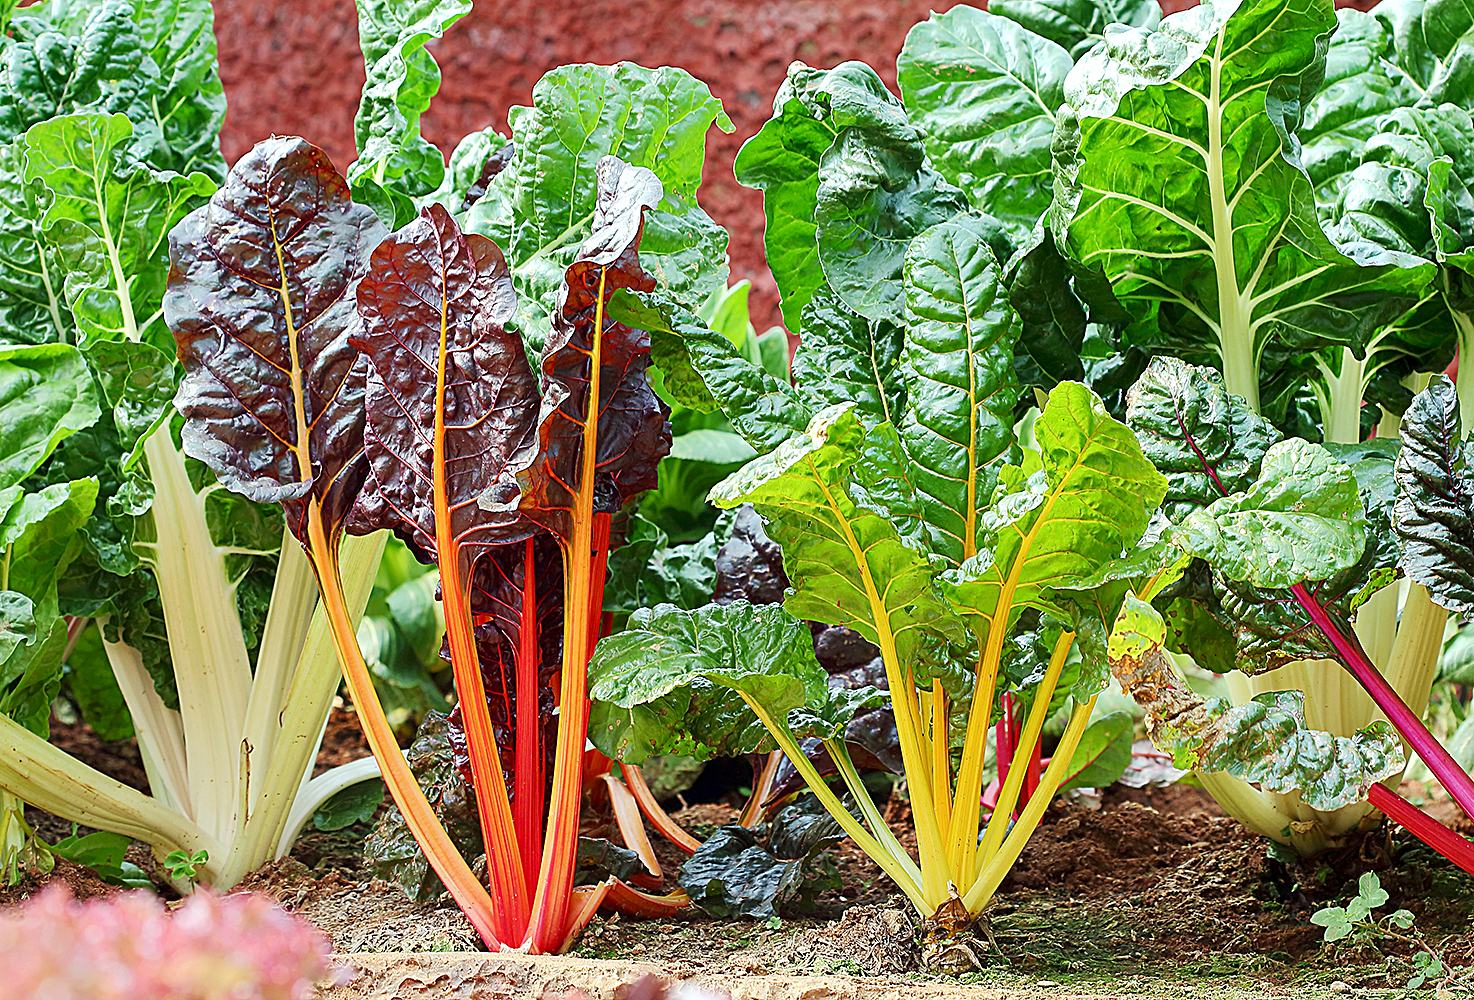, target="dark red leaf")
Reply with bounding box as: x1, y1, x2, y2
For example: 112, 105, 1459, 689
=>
519, 157, 672, 540
348, 202, 540, 572
166, 136, 385, 542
